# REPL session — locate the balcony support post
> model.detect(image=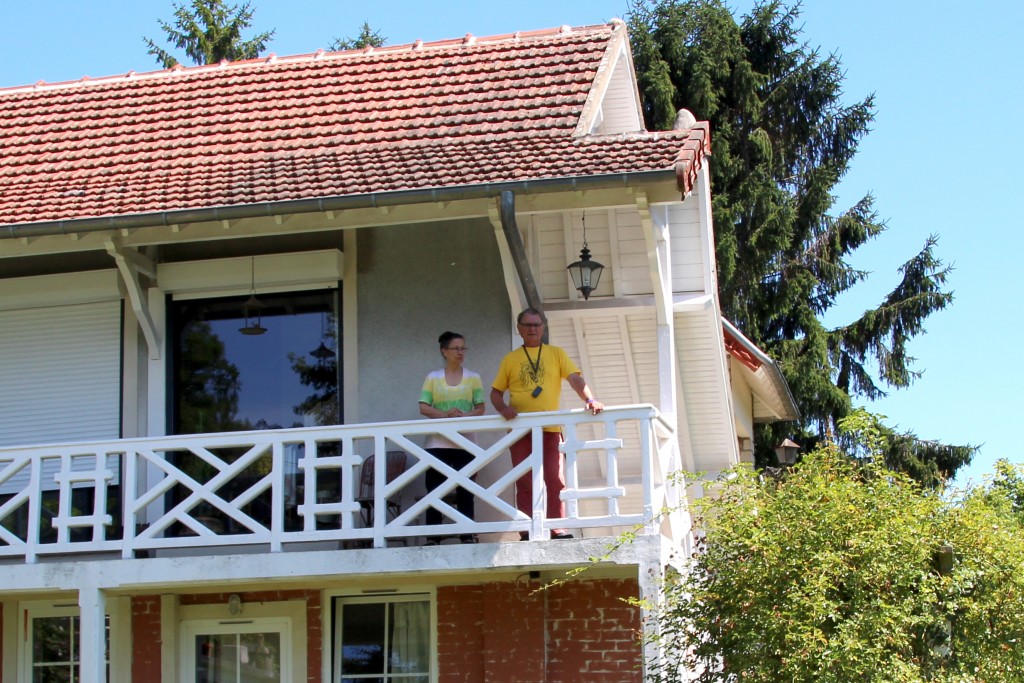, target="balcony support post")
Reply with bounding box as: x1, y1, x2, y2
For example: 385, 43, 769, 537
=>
637, 193, 680, 427
78, 585, 107, 683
